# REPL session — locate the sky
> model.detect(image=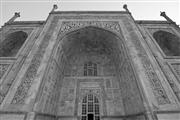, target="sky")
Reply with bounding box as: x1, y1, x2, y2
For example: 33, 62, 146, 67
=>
0, 0, 180, 26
